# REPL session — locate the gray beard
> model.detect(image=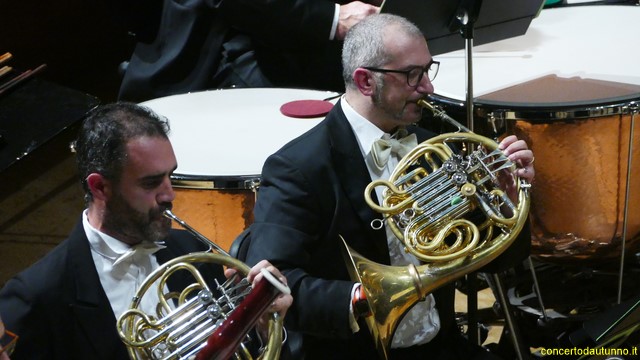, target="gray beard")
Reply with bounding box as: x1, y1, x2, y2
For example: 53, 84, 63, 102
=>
372, 80, 409, 121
